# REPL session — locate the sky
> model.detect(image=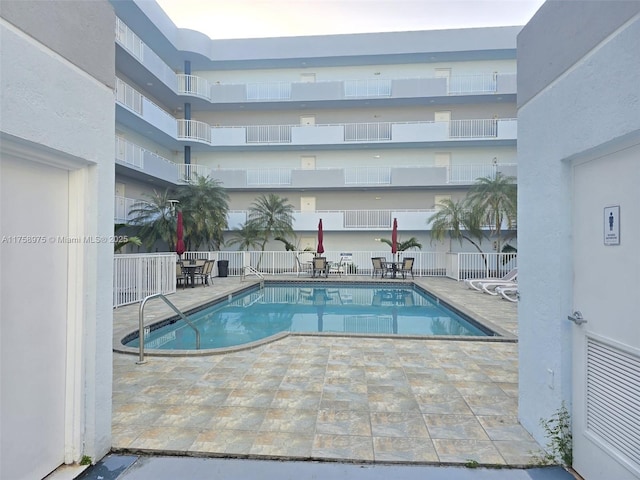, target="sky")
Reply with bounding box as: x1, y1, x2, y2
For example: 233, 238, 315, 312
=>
155, 0, 546, 40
